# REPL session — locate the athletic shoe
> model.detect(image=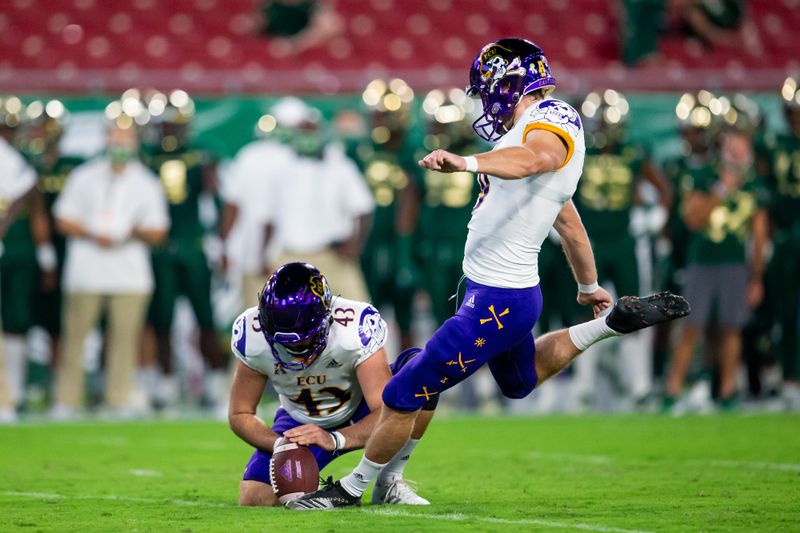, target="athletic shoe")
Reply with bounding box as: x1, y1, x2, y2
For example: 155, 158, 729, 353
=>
285, 477, 361, 510
606, 292, 690, 334
372, 478, 430, 505
0, 407, 17, 424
